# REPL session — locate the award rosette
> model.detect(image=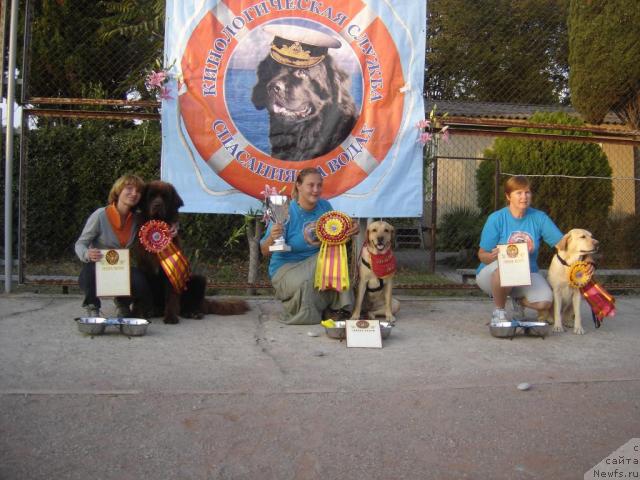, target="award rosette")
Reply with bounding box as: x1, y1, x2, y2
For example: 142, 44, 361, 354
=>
568, 261, 592, 288
139, 220, 190, 293
581, 280, 616, 327
314, 211, 352, 291
568, 261, 616, 327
